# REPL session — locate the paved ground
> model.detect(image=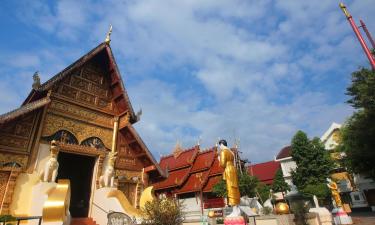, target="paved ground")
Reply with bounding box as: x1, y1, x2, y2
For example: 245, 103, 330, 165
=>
351, 212, 375, 225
